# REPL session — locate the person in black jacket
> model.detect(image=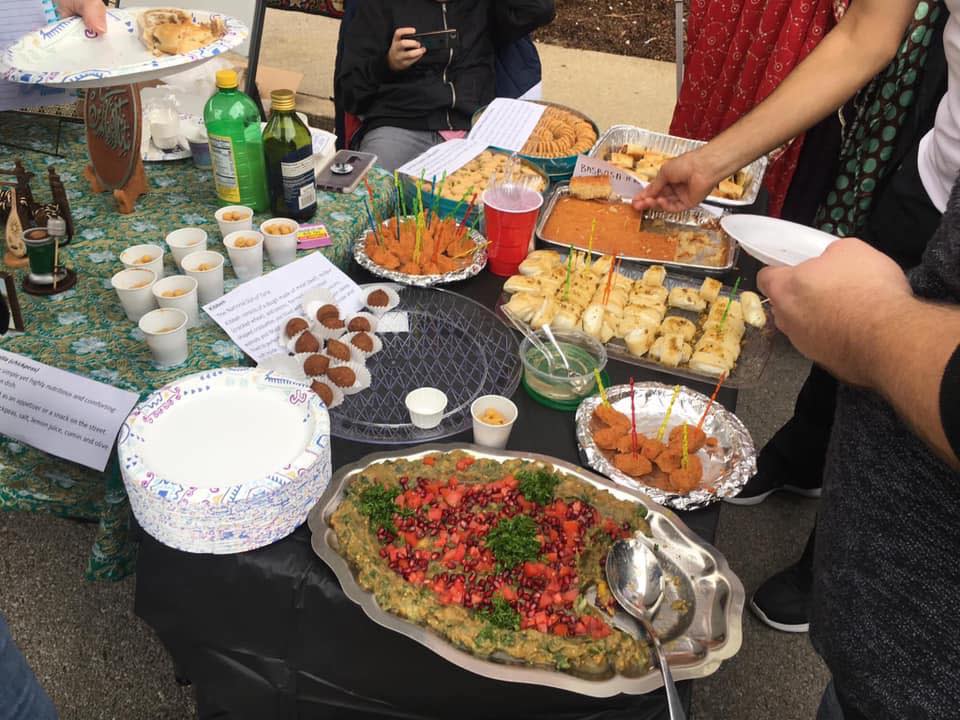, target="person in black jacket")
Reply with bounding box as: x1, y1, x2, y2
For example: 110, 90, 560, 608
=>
337, 0, 555, 171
